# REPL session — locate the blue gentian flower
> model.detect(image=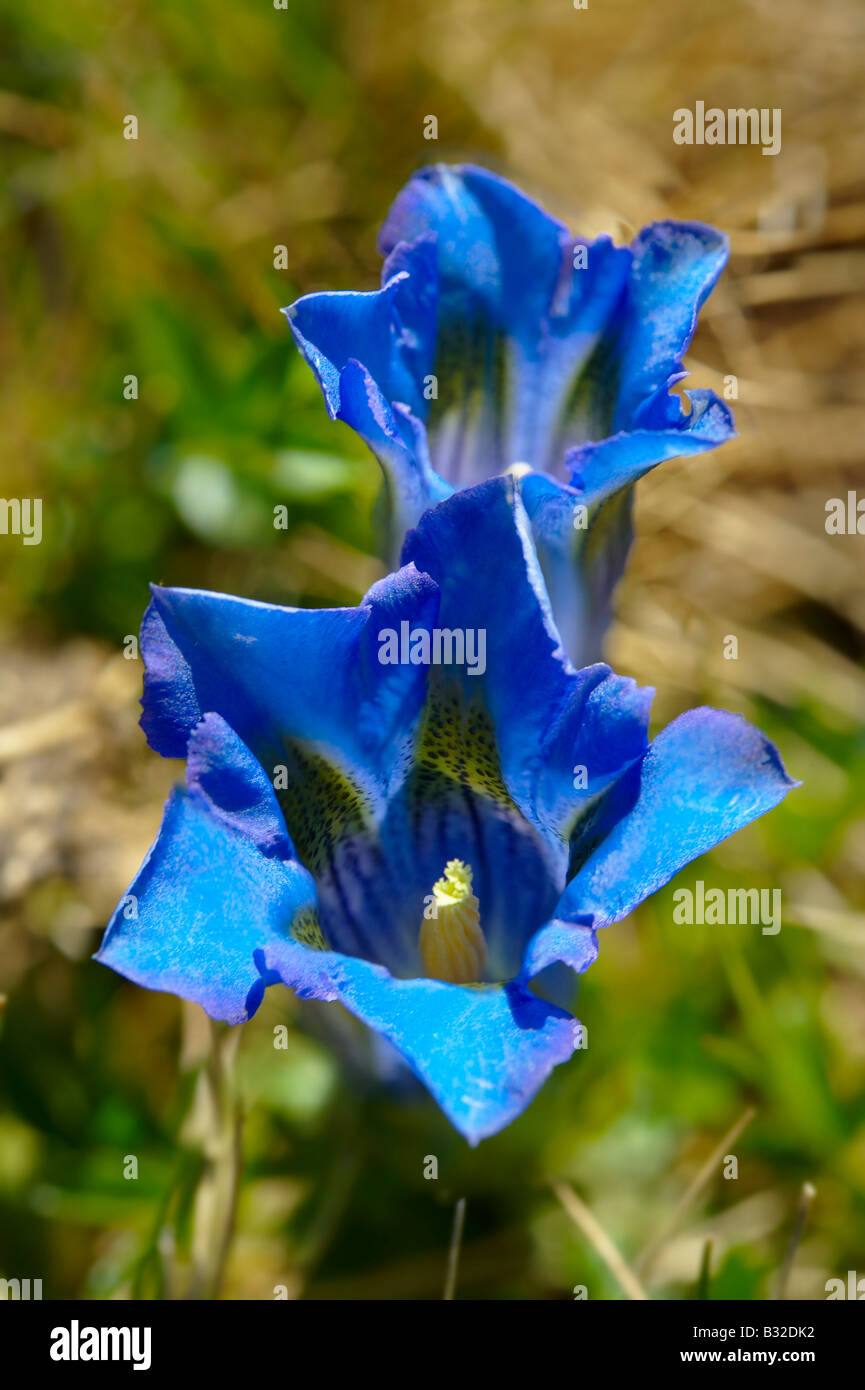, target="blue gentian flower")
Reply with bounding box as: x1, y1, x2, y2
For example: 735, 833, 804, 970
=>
96, 478, 793, 1144
284, 163, 735, 666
